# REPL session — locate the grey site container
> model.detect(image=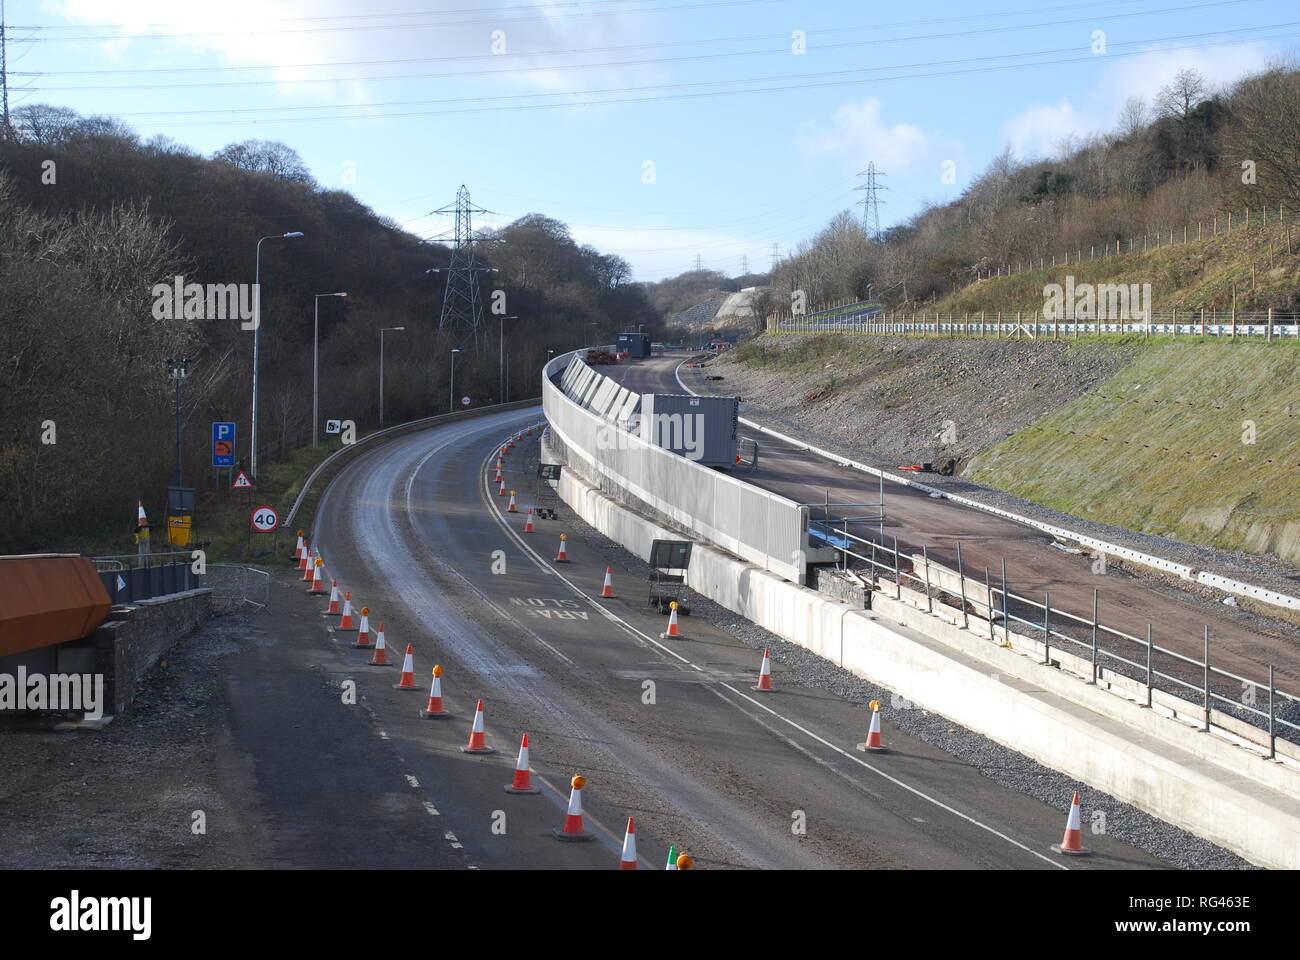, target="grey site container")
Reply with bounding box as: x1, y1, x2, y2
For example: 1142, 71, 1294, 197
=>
617, 332, 651, 358
638, 393, 738, 468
